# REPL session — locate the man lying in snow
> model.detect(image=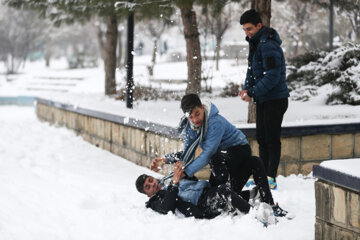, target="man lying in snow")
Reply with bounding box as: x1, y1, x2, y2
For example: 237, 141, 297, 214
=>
136, 162, 256, 220
135, 162, 291, 224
